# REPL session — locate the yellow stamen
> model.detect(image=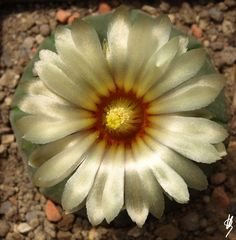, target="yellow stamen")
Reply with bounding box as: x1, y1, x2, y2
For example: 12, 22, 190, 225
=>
106, 107, 130, 130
